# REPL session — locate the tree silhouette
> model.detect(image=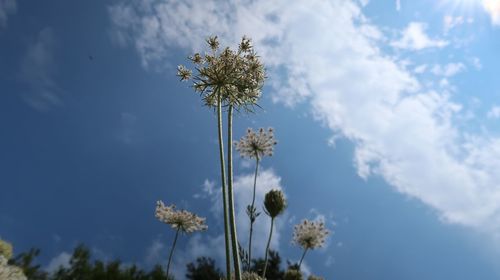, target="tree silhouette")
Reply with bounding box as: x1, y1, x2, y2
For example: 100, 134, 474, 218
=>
186, 257, 223, 280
